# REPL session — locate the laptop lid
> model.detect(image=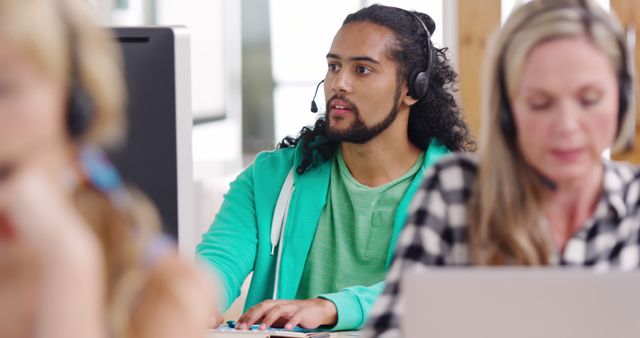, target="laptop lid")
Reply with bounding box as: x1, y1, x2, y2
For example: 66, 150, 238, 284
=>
402, 268, 640, 338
